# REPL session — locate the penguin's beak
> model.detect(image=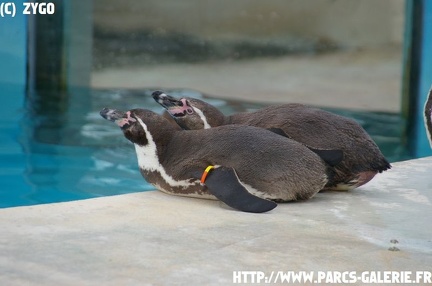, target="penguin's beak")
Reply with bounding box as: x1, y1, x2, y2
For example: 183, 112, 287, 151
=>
100, 108, 137, 129
100, 108, 126, 122
152, 91, 194, 117
152, 91, 183, 108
